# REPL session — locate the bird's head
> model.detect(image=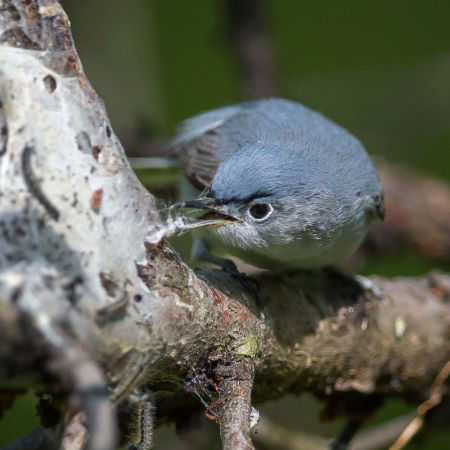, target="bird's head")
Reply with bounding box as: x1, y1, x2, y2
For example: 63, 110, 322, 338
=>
171, 146, 341, 251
